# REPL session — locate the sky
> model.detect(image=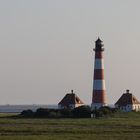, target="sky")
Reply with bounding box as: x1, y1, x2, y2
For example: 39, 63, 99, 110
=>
0, 0, 140, 105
